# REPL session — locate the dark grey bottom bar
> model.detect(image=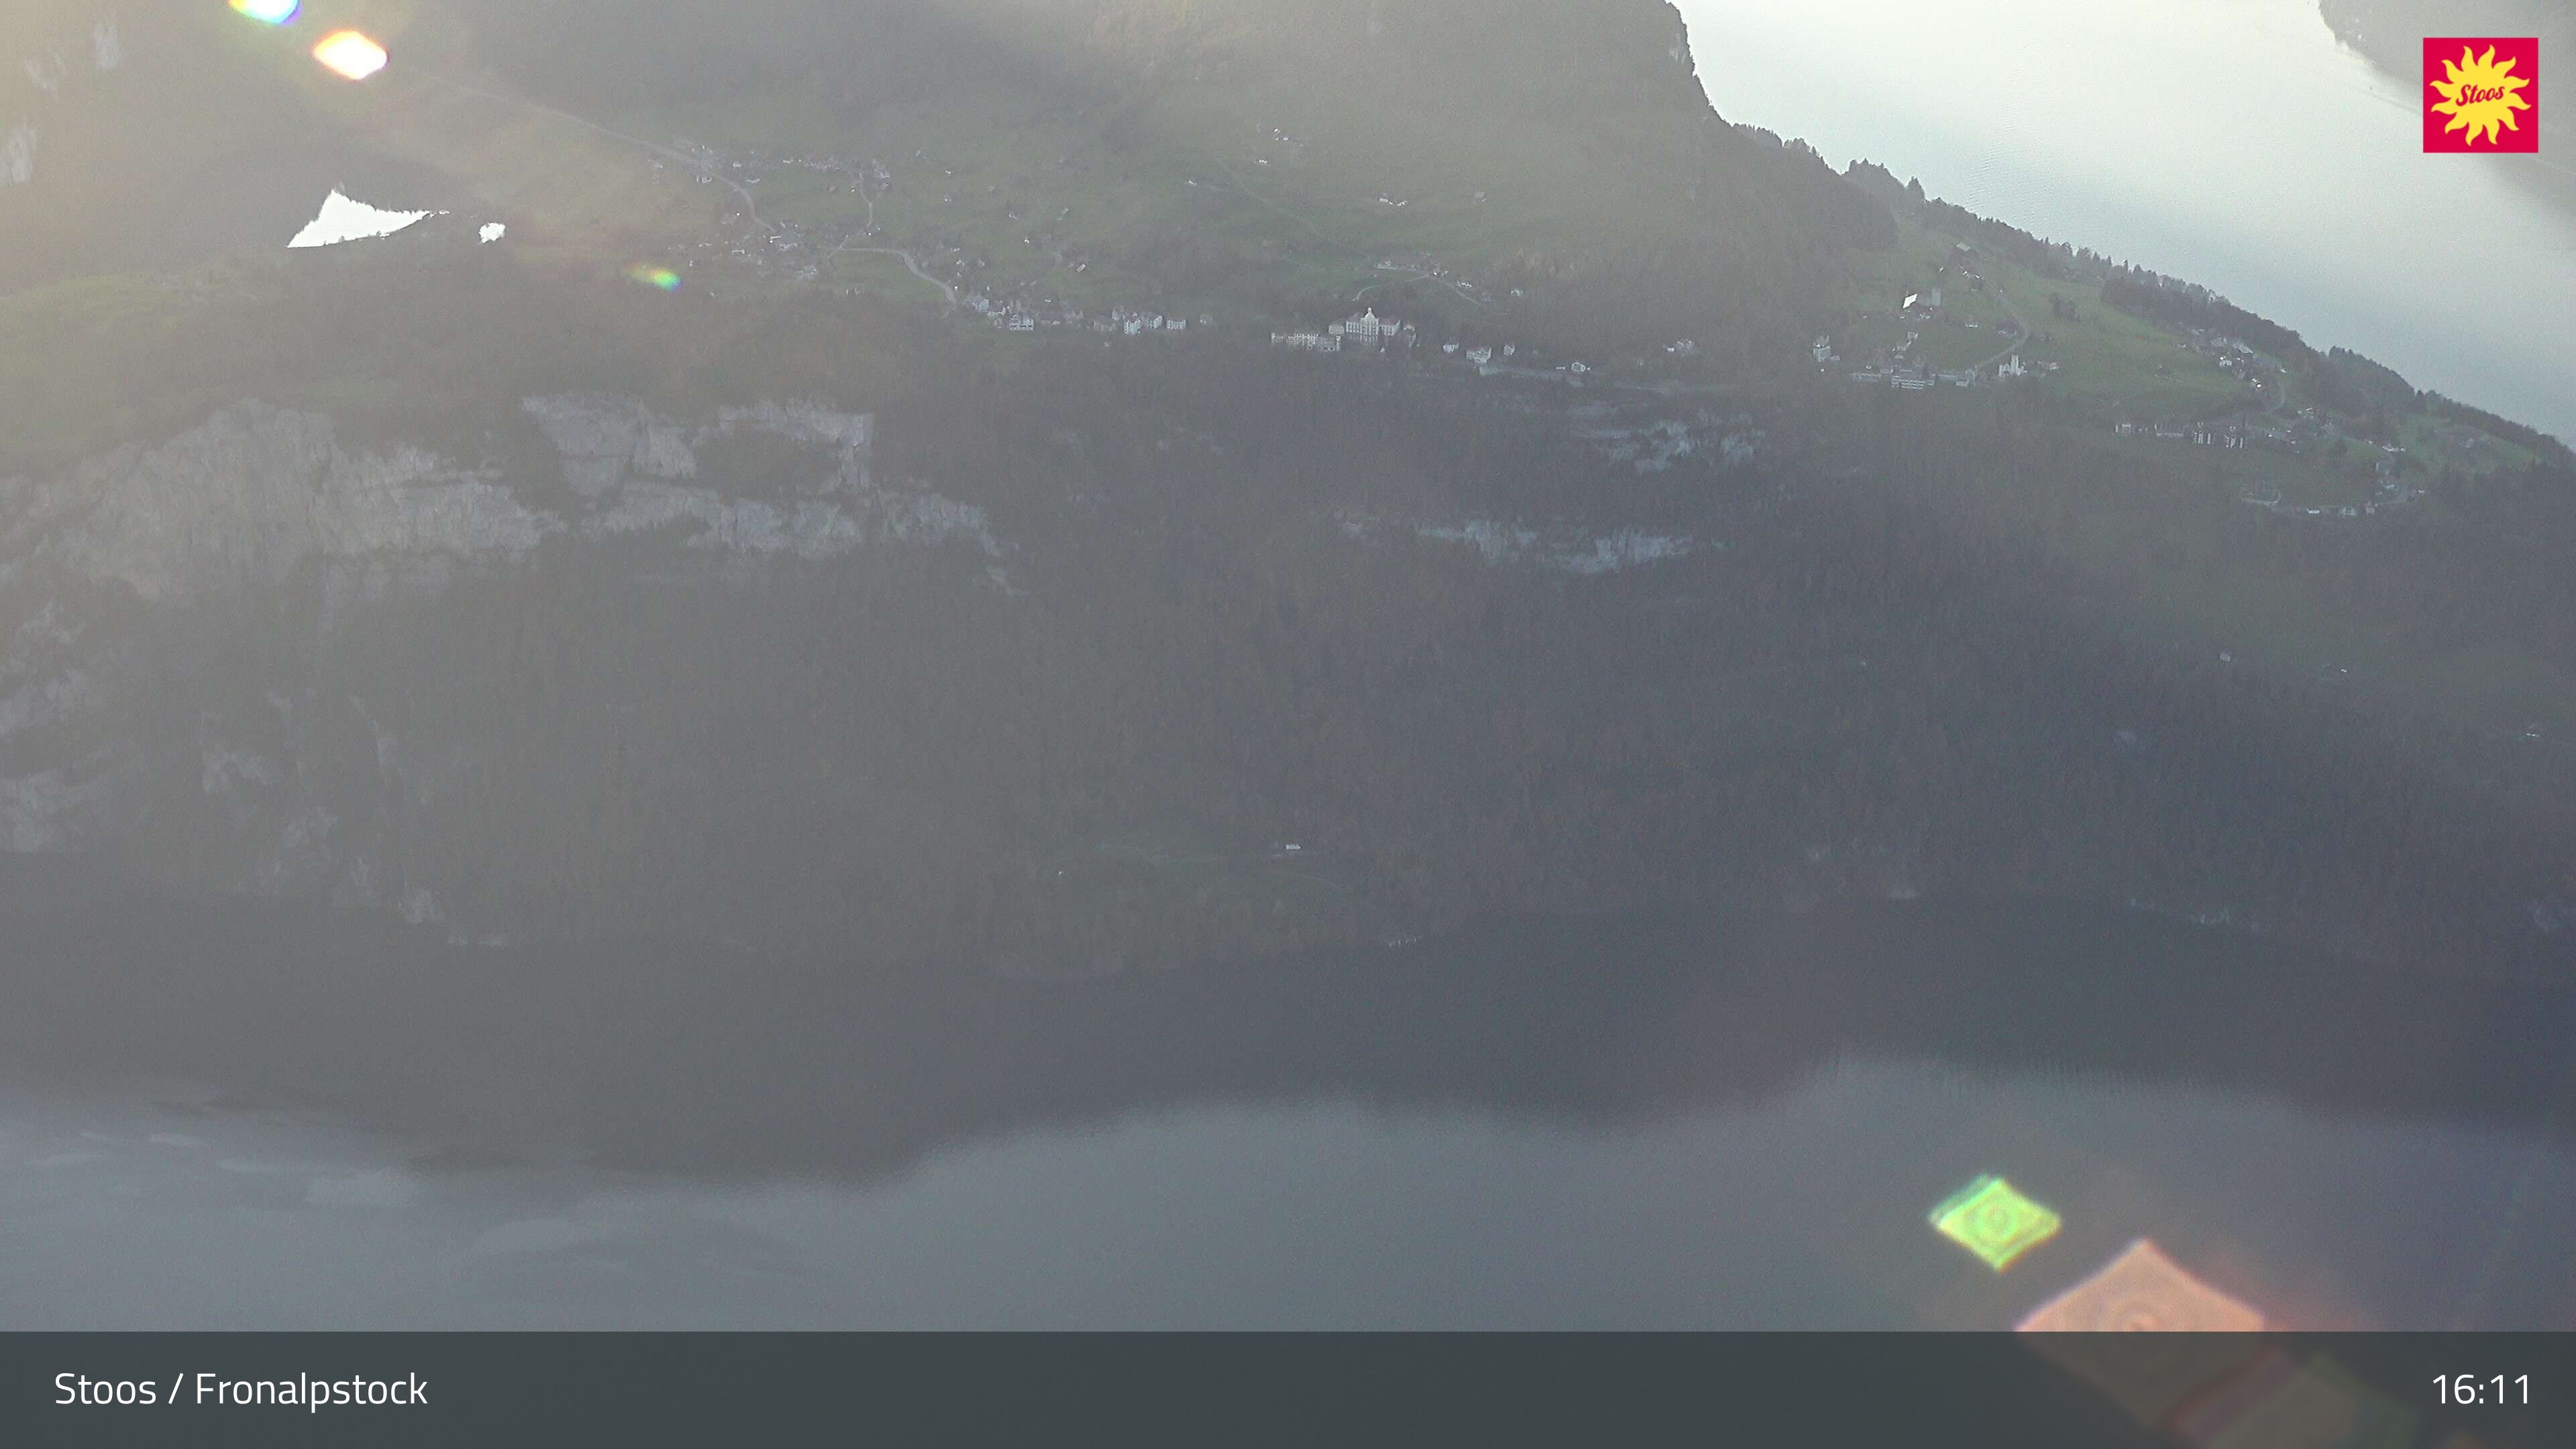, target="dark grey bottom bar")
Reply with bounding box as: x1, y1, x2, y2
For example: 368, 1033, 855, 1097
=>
0, 1332, 2565, 1446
